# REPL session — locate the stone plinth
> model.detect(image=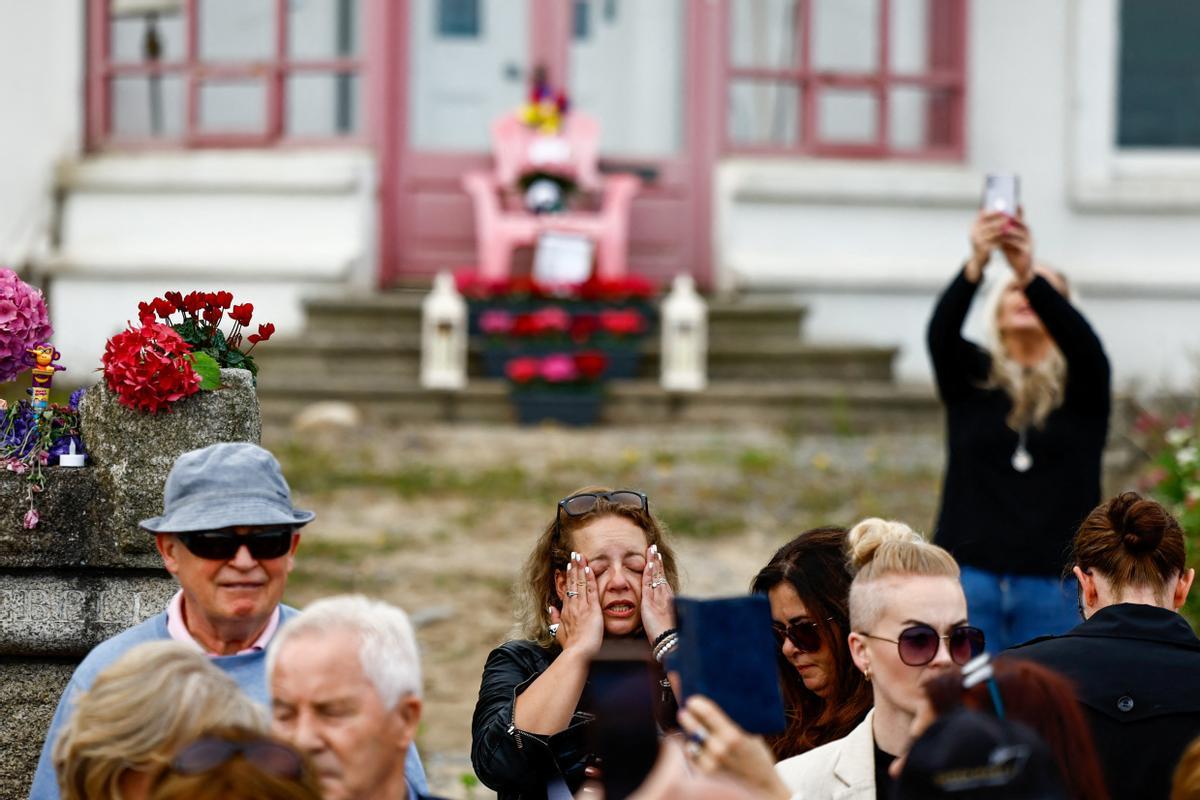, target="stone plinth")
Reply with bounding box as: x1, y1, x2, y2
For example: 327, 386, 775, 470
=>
0, 369, 260, 798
